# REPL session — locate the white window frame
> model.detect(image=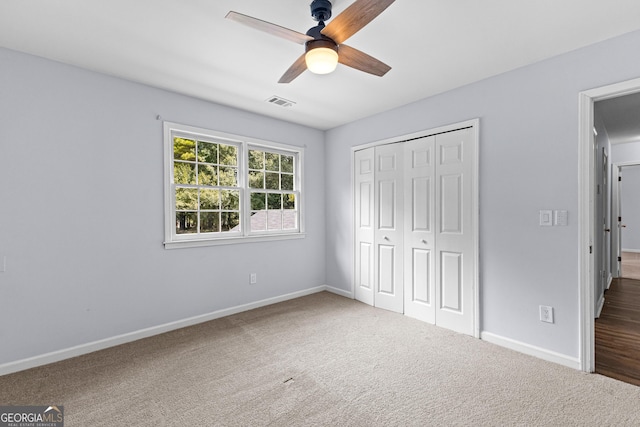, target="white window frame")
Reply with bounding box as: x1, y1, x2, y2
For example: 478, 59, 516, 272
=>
163, 121, 305, 249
